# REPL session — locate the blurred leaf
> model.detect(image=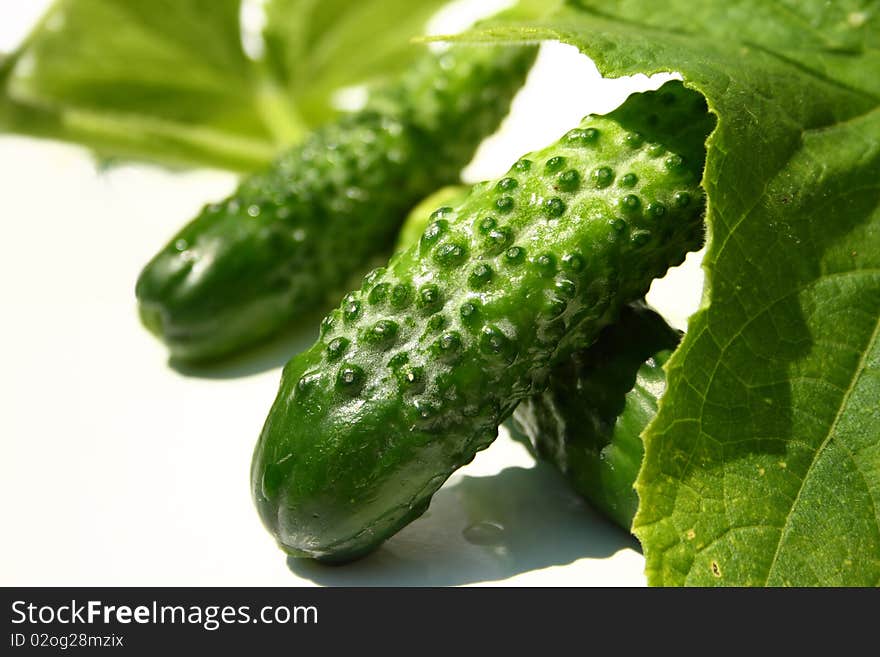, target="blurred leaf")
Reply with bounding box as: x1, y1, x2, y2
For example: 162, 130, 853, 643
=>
2, 0, 280, 170
262, 0, 452, 125
1, 0, 467, 169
